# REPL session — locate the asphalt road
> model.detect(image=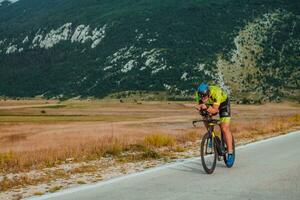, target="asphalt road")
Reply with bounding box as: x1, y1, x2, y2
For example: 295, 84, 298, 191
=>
29, 130, 300, 200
